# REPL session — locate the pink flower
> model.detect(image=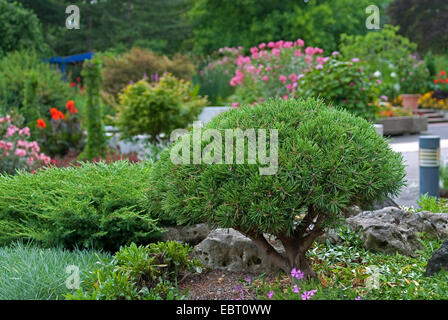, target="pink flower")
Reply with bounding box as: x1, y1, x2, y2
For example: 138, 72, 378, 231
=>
332, 51, 340, 56
267, 291, 274, 299
291, 268, 304, 280
293, 285, 300, 293
352, 58, 360, 63
14, 148, 27, 157
16, 140, 28, 148
289, 74, 297, 82
262, 75, 269, 81
279, 75, 287, 83
26, 157, 35, 166
286, 83, 294, 91
282, 95, 289, 100
259, 43, 266, 50
6, 125, 19, 137
296, 38, 305, 47
294, 50, 303, 57
272, 48, 280, 57
305, 47, 315, 55
232, 102, 239, 108
267, 42, 275, 49
19, 127, 31, 137
301, 289, 317, 300
350, 82, 355, 86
